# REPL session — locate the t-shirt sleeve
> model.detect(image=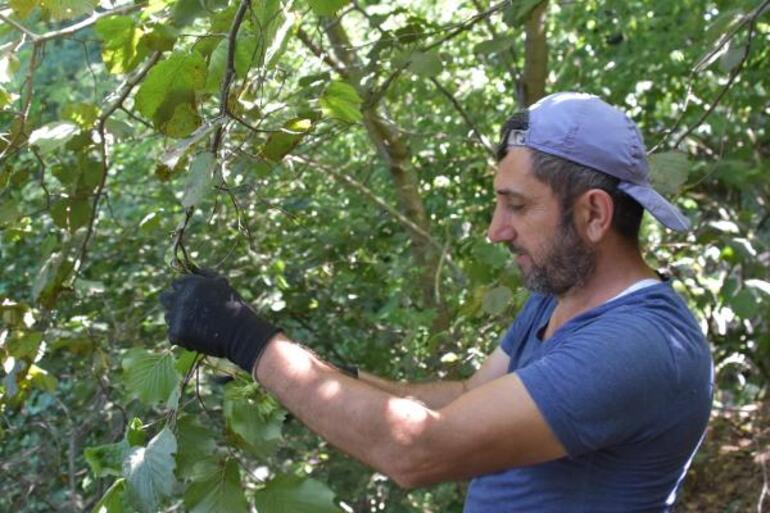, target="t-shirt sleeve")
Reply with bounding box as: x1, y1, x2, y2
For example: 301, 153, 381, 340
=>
516, 314, 678, 458
499, 294, 548, 356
